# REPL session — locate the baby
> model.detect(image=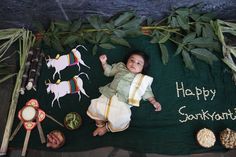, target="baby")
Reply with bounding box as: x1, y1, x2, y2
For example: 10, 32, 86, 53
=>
87, 51, 161, 136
